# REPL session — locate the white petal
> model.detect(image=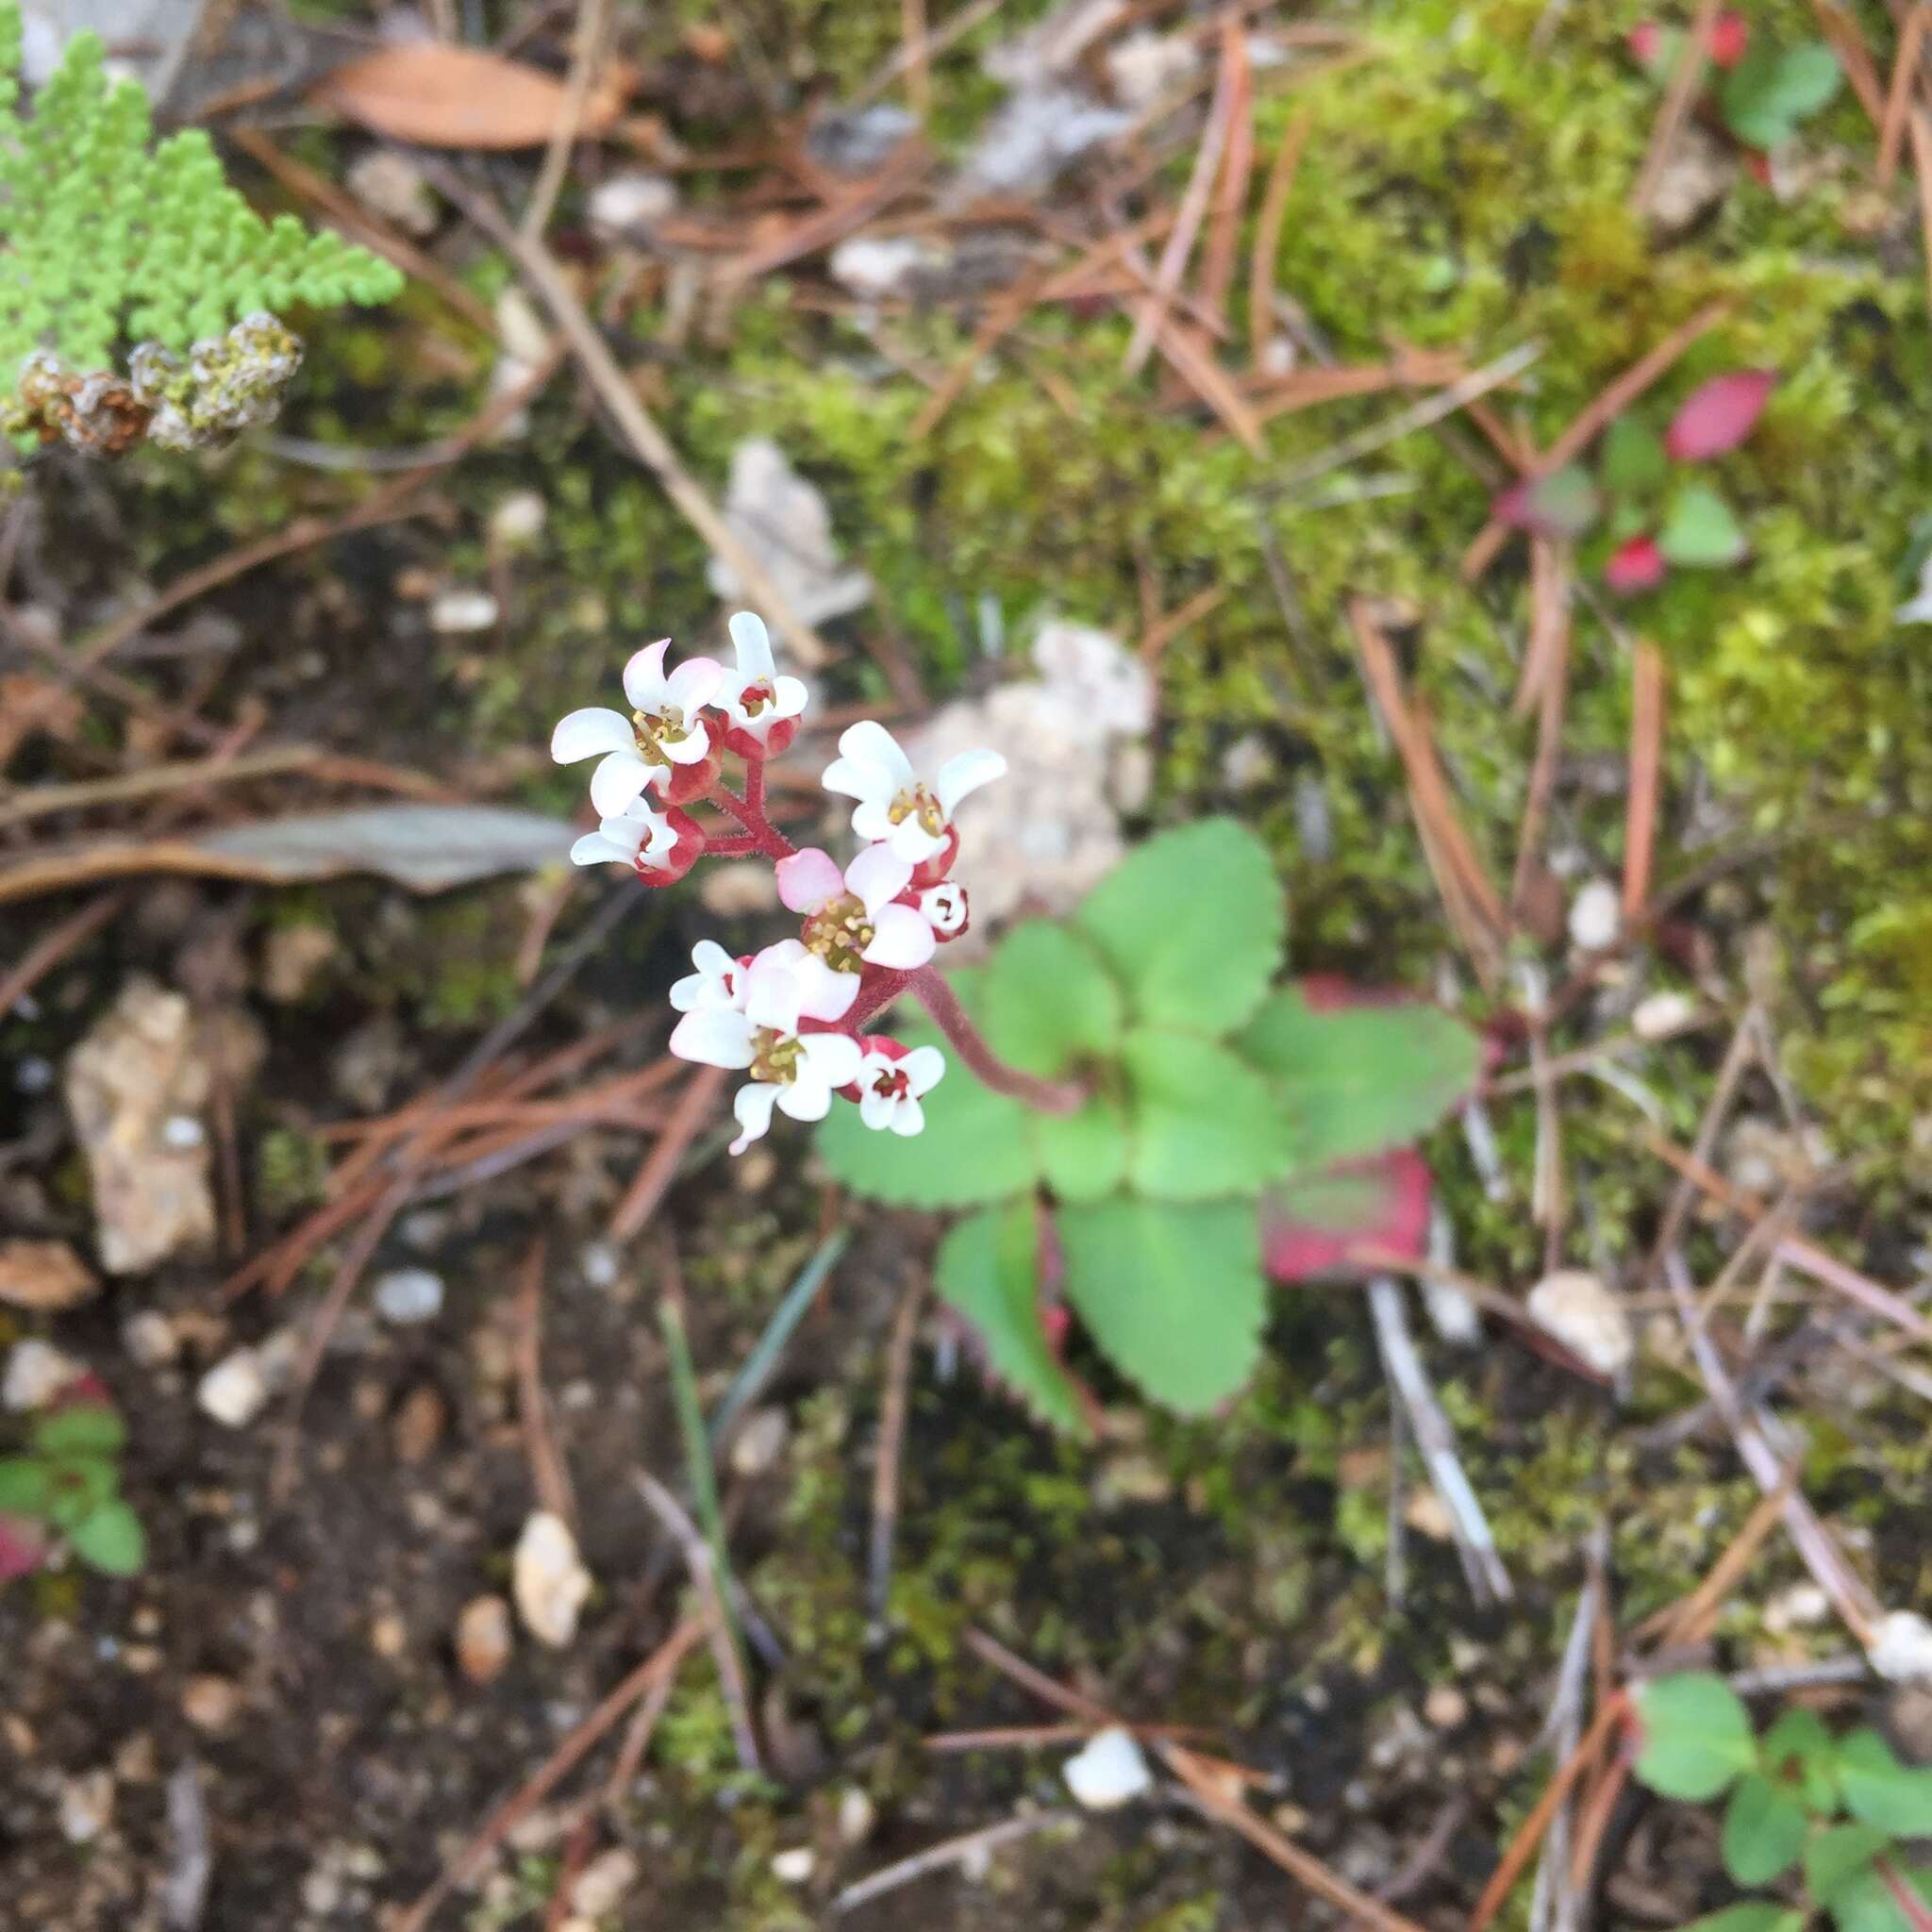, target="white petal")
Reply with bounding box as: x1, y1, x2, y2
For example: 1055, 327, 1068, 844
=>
621, 639, 673, 710
669, 1008, 757, 1069
838, 720, 916, 790
849, 797, 899, 844
757, 939, 809, 971
885, 816, 945, 865
771, 675, 808, 720
668, 971, 708, 1011
936, 747, 1007, 819
822, 755, 895, 806
658, 720, 713, 765
664, 656, 724, 712
776, 1074, 833, 1124
858, 1087, 898, 1132
728, 611, 774, 679
691, 938, 736, 980
794, 956, 860, 1023
551, 707, 635, 765
862, 904, 936, 970
888, 1095, 925, 1138
569, 831, 630, 867
743, 957, 803, 1034
589, 751, 650, 819
845, 842, 912, 915
594, 813, 650, 857
668, 941, 739, 1013
899, 1045, 946, 1097
776, 847, 842, 914
799, 1031, 862, 1089
730, 1082, 781, 1155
